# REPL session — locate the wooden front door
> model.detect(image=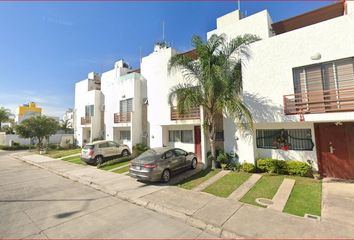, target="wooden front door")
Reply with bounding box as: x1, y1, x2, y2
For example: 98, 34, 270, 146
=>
194, 126, 202, 162
315, 122, 354, 179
